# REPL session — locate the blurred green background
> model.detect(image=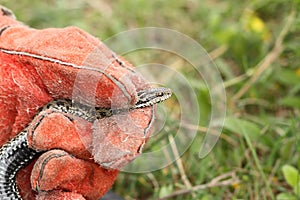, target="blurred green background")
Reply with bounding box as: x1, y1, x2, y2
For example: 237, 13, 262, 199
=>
1, 0, 299, 199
